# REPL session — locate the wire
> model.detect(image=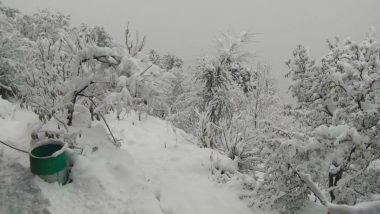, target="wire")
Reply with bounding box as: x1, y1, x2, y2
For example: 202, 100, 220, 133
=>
0, 140, 28, 154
